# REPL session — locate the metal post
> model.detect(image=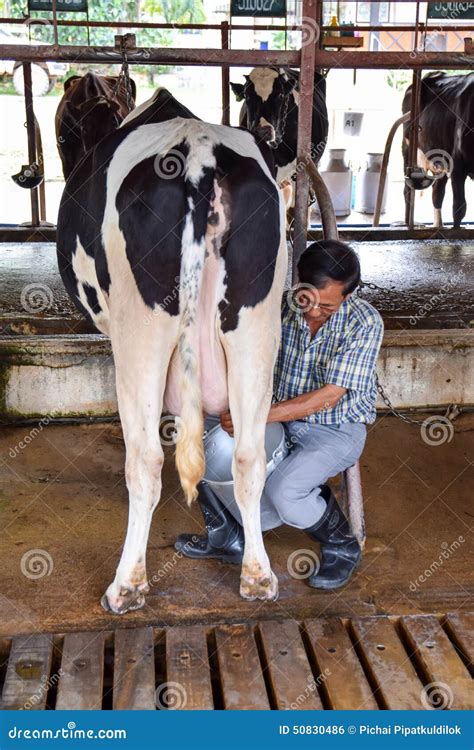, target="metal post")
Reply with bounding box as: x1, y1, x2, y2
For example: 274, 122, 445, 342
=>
52, 0, 59, 46
35, 117, 47, 222
407, 69, 421, 229
406, 0, 422, 229
221, 21, 230, 125
23, 62, 40, 228
292, 0, 319, 281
